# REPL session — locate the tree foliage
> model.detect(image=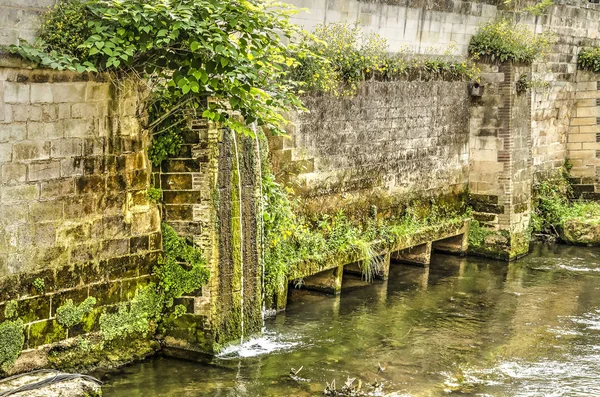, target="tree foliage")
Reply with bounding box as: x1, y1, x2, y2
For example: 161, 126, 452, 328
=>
10, 0, 311, 138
